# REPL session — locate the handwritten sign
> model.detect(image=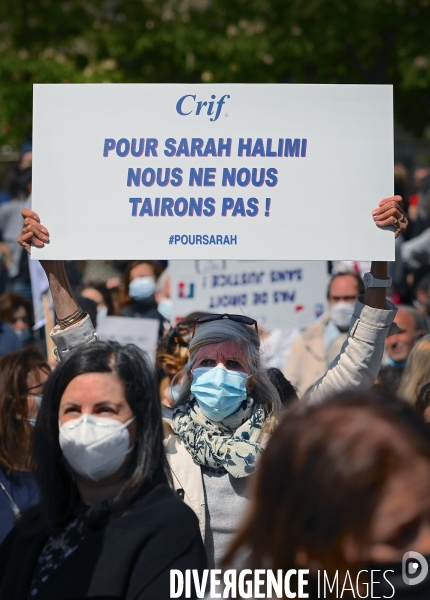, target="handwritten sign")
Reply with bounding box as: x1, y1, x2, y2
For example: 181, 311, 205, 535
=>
32, 84, 394, 261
